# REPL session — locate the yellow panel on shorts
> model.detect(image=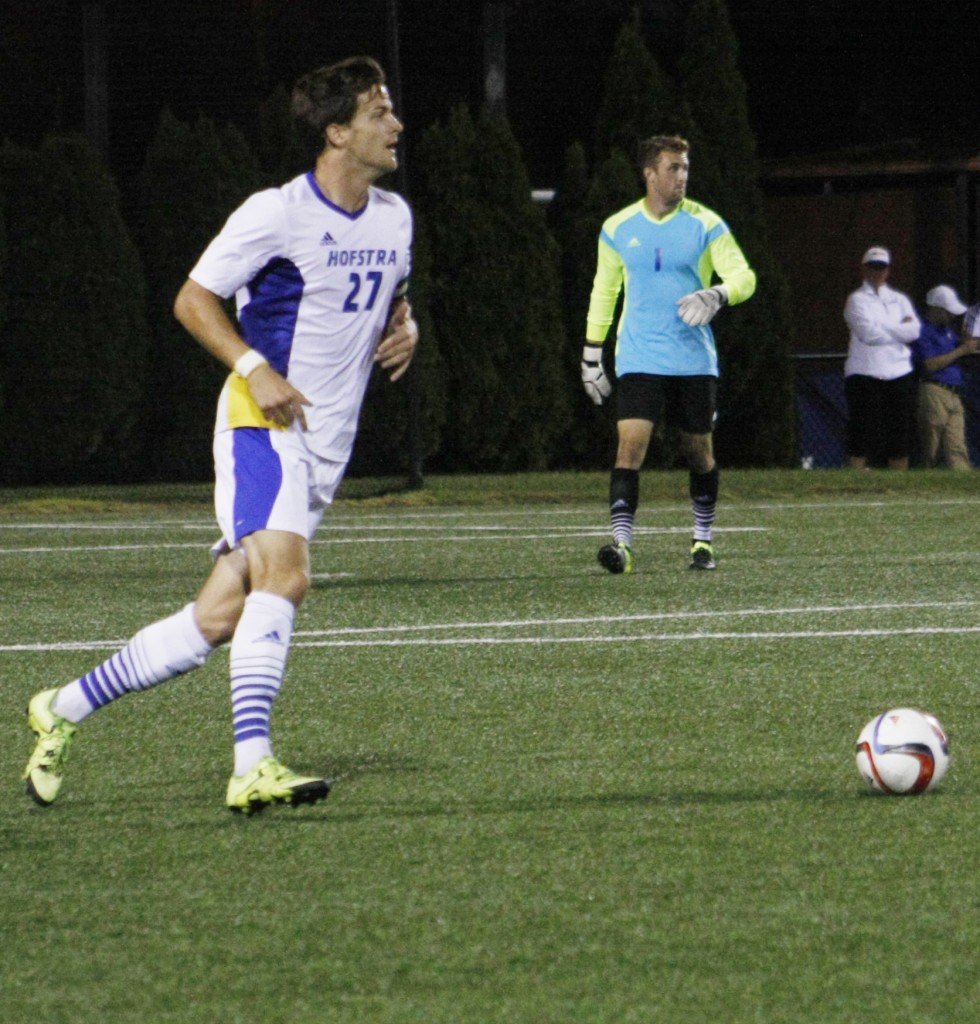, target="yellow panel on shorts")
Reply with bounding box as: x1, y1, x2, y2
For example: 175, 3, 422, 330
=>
225, 373, 285, 431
